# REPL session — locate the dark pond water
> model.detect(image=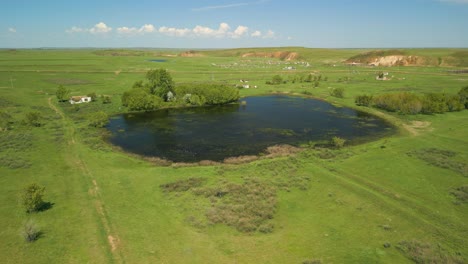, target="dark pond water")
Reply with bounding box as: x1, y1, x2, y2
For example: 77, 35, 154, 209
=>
148, 59, 168, 63
107, 95, 394, 162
